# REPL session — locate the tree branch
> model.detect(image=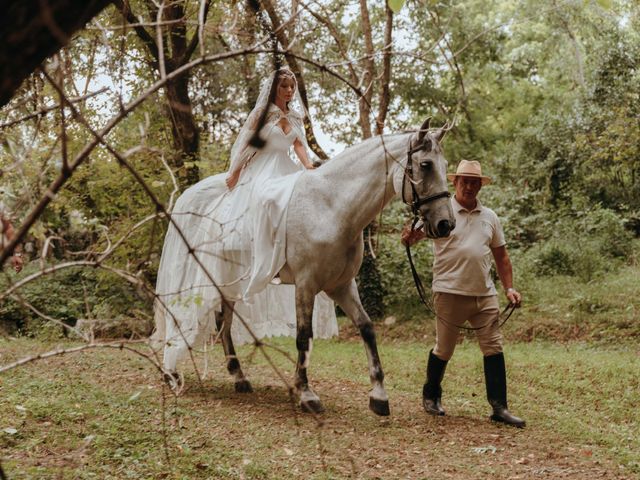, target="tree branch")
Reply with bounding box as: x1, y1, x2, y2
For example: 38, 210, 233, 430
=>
111, 0, 161, 64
